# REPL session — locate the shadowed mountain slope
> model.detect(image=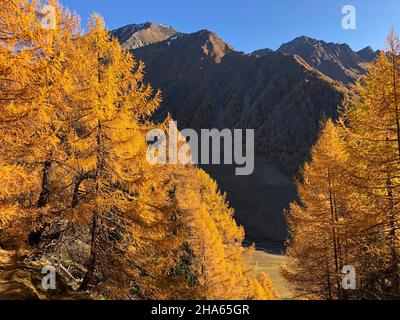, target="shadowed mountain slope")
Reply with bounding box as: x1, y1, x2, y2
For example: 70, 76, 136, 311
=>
112, 26, 359, 250
131, 31, 348, 174
277, 36, 378, 84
